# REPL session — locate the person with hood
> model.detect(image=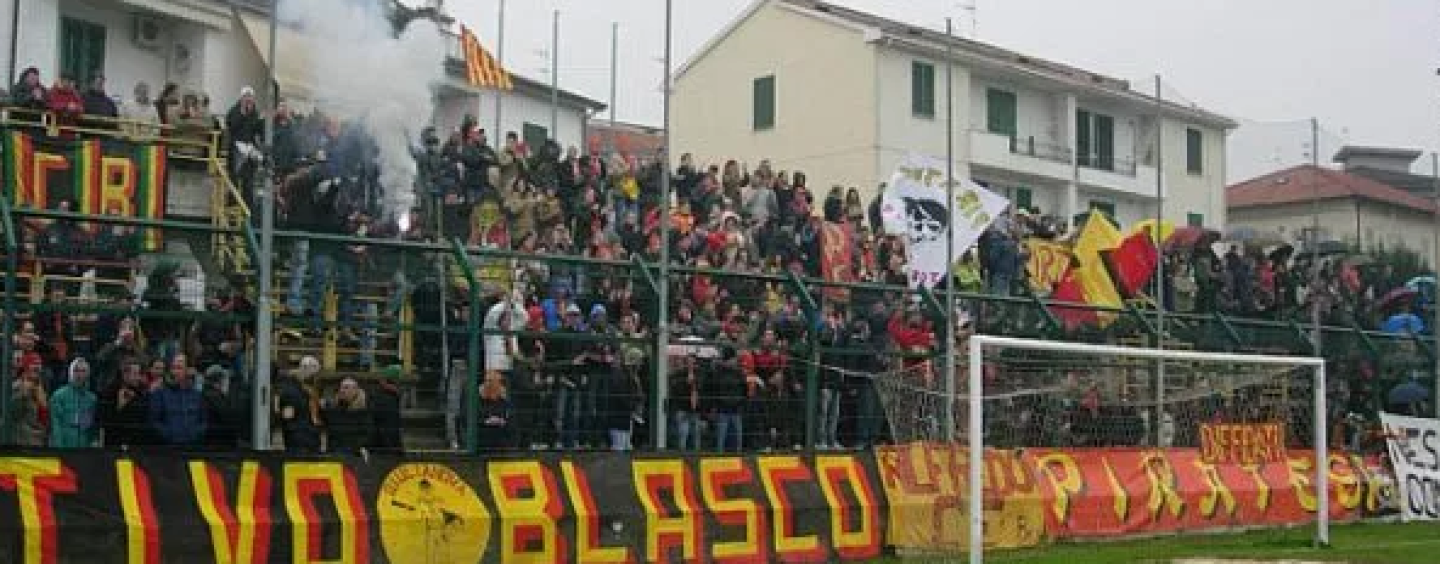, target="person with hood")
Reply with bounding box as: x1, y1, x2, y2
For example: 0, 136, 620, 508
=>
369, 365, 405, 453
11, 67, 46, 110
201, 366, 236, 448
49, 359, 98, 448
227, 86, 266, 204
99, 357, 152, 448
148, 353, 207, 446
275, 356, 322, 453
82, 75, 118, 120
